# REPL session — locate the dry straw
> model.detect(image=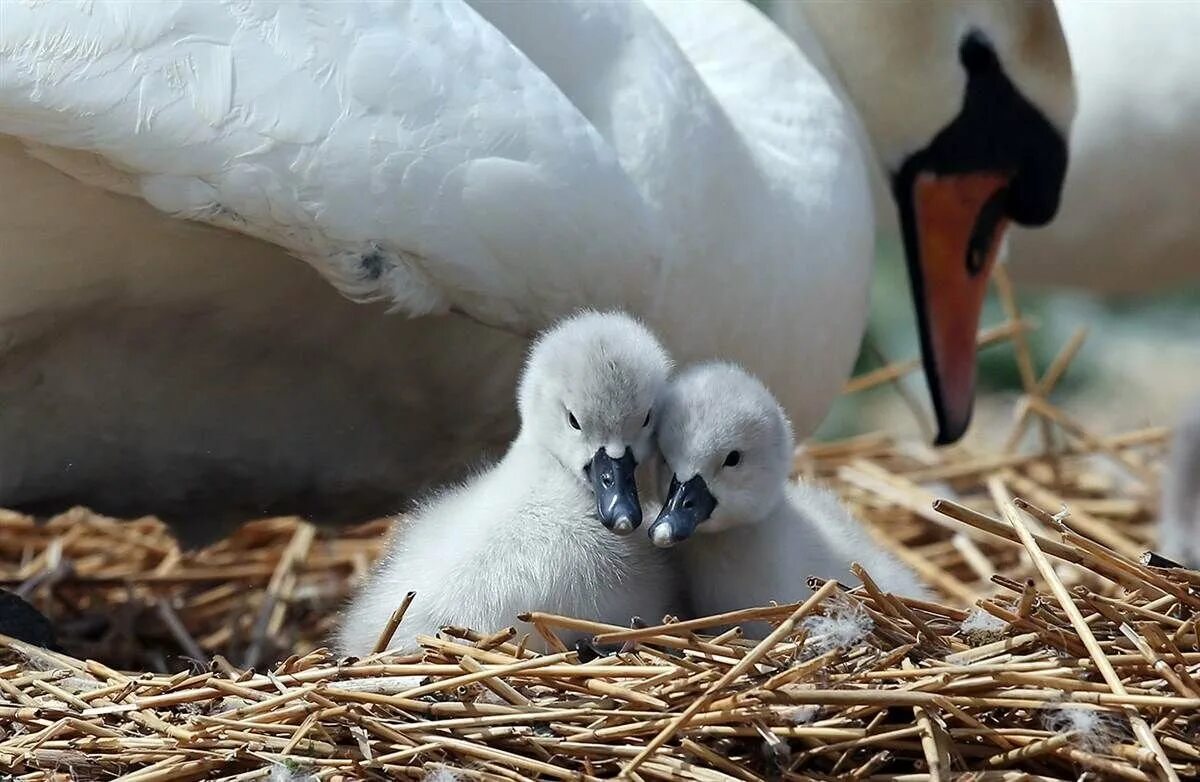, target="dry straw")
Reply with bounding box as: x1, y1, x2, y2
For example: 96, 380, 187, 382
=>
1, 284, 1196, 780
